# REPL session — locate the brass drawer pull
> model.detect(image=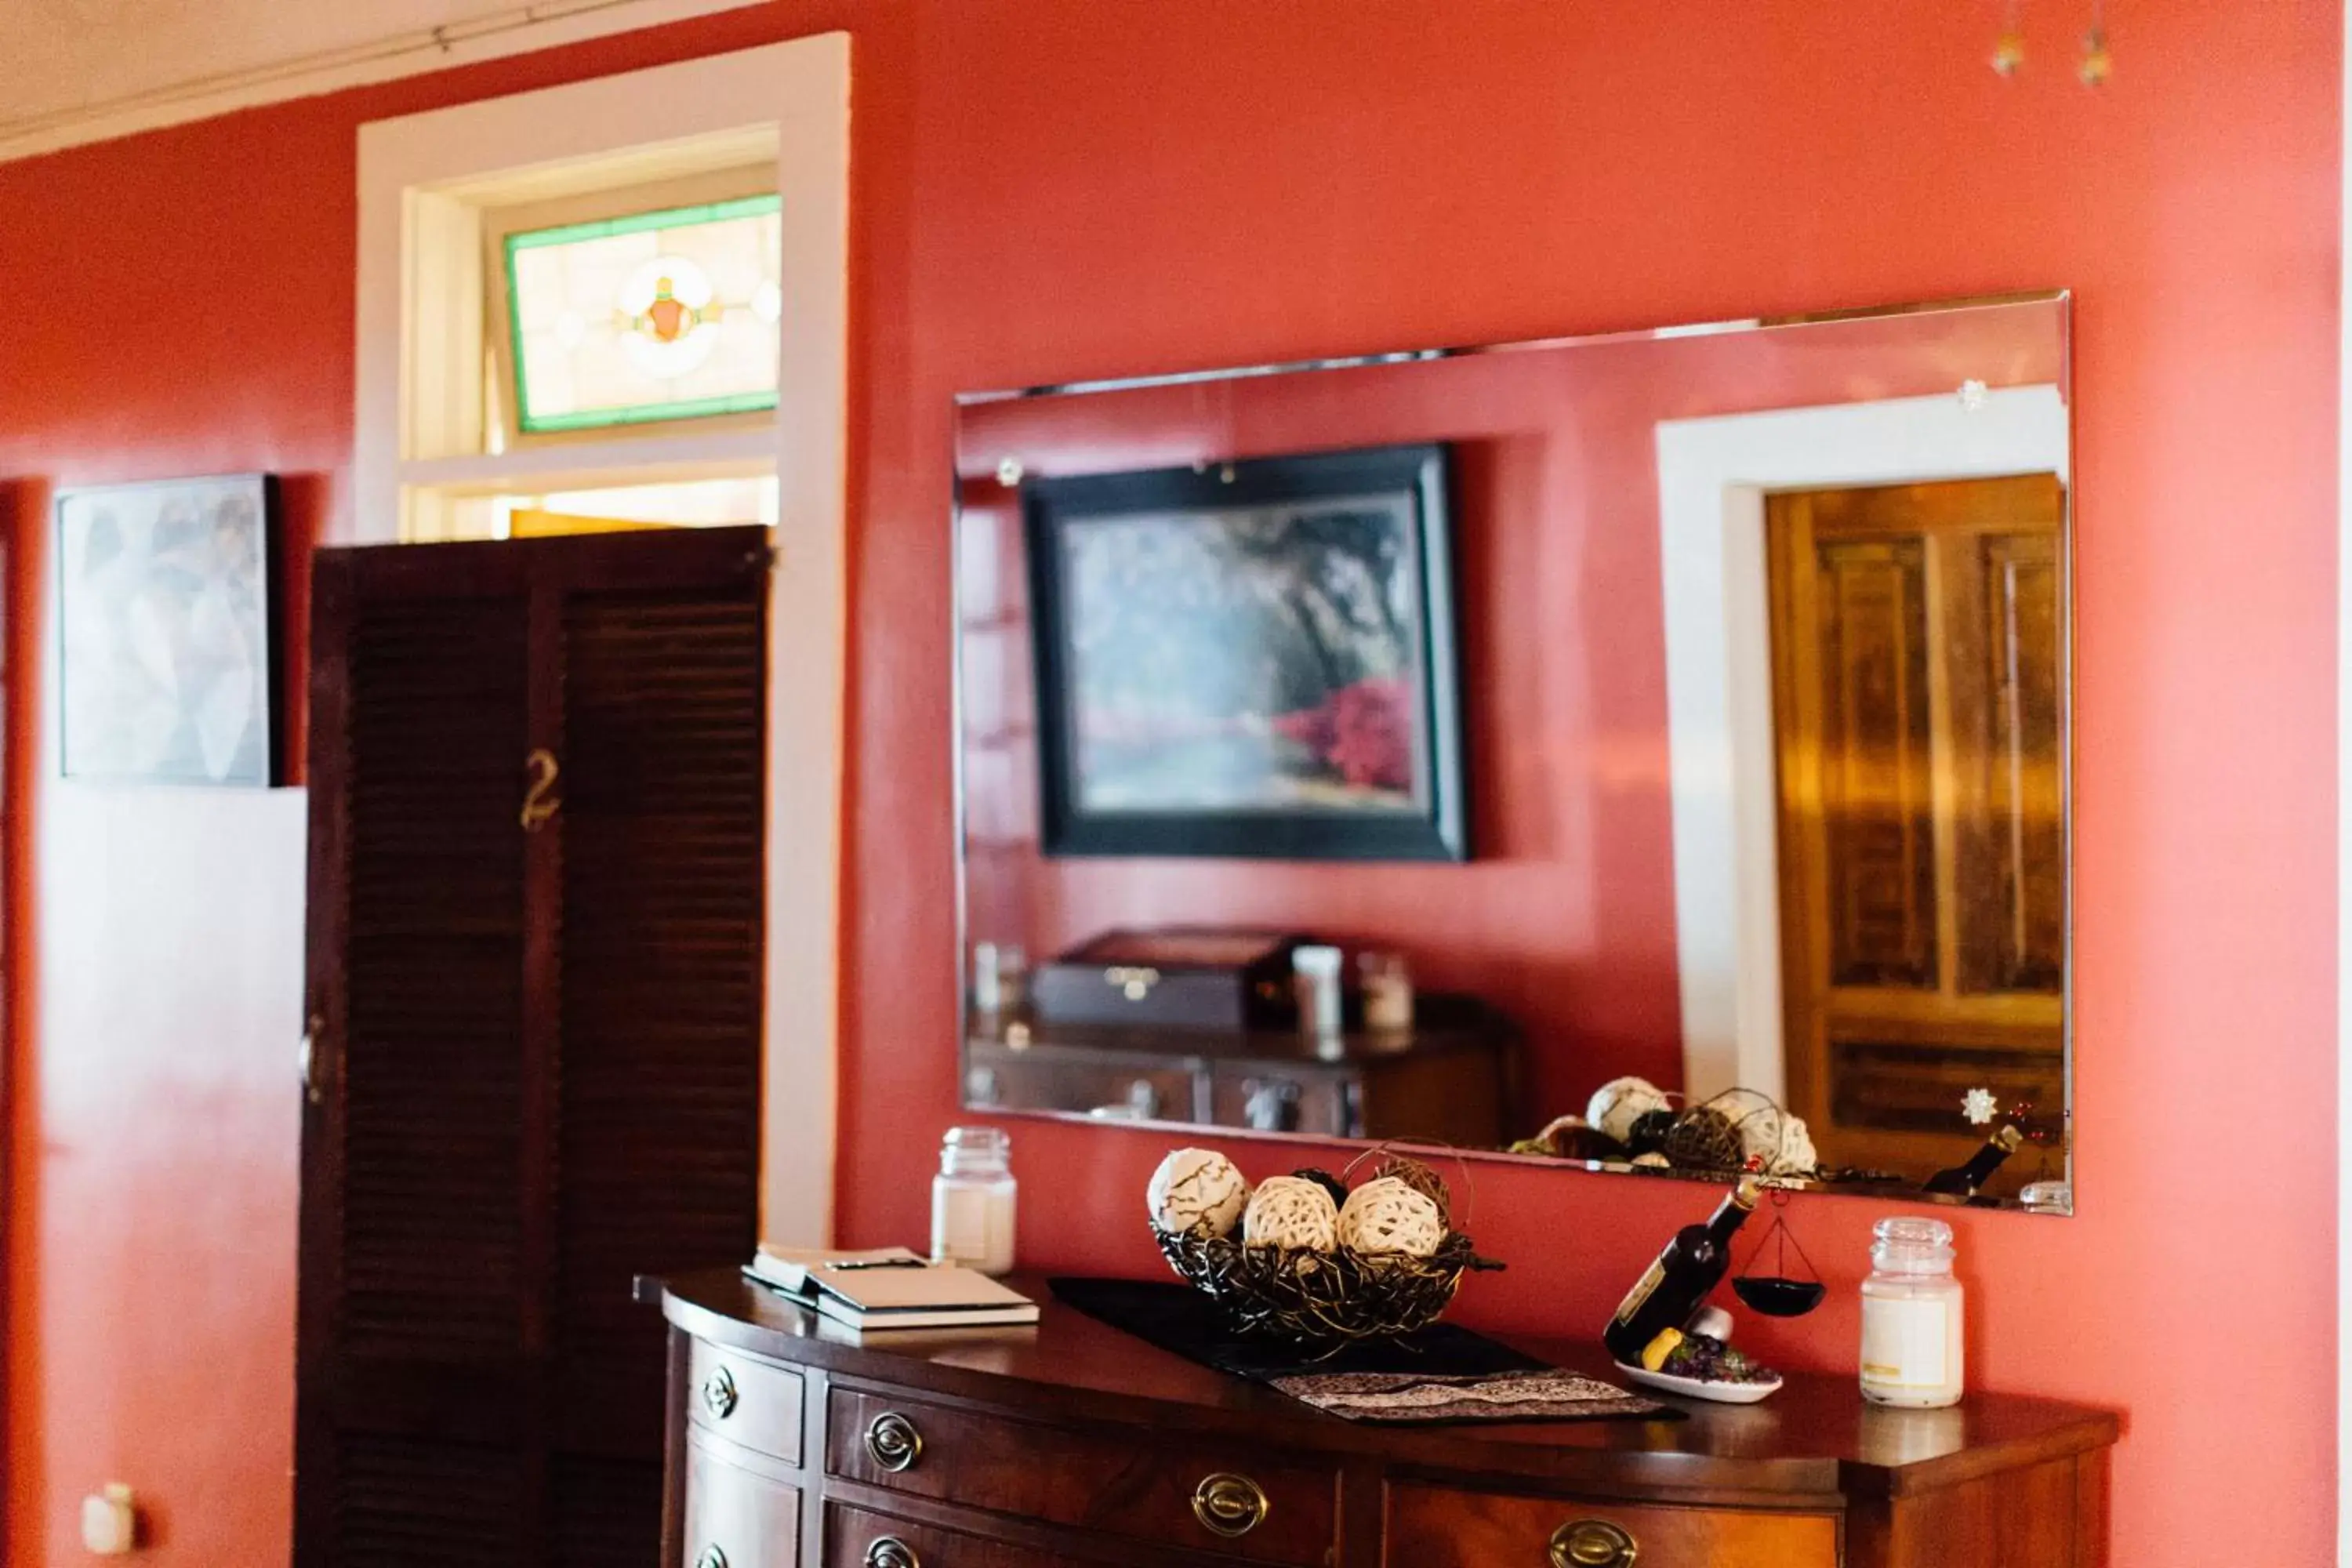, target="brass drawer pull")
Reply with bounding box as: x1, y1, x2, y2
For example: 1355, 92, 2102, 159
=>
1192, 1472, 1269, 1538
866, 1537, 920, 1568
1551, 1519, 1638, 1567
694, 1548, 728, 1568
865, 1410, 924, 1472
699, 1365, 739, 1420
